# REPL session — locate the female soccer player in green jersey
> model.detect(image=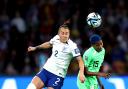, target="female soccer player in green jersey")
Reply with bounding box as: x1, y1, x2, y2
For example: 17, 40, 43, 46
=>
77, 34, 111, 89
